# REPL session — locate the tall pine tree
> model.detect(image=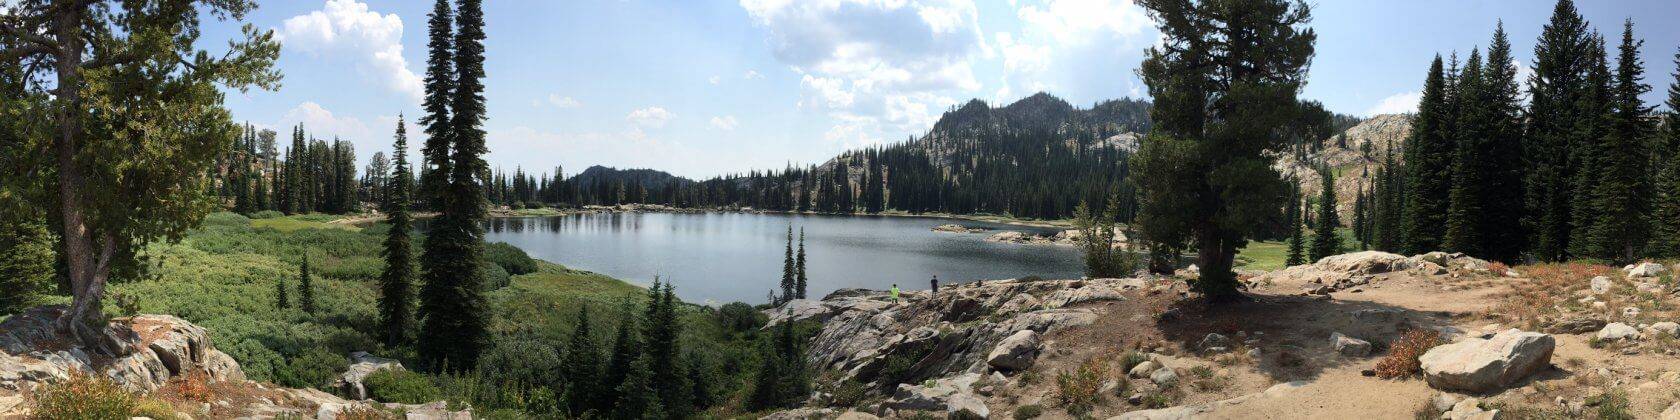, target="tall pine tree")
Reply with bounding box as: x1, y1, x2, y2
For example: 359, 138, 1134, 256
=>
1647, 47, 1680, 257
1309, 168, 1342, 261
1402, 55, 1454, 255
299, 253, 315, 314
561, 306, 602, 416
379, 116, 415, 347
795, 228, 808, 299
1586, 20, 1654, 262
419, 0, 491, 371
1524, 0, 1594, 262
